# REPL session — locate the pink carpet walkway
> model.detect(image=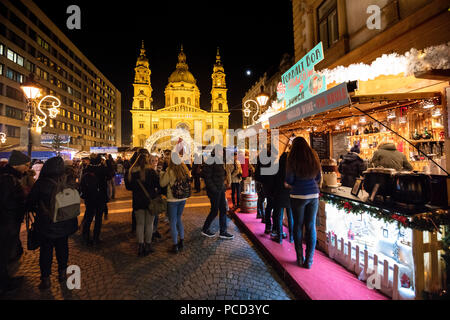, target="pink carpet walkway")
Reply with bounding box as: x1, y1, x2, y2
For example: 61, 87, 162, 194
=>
230, 200, 389, 300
